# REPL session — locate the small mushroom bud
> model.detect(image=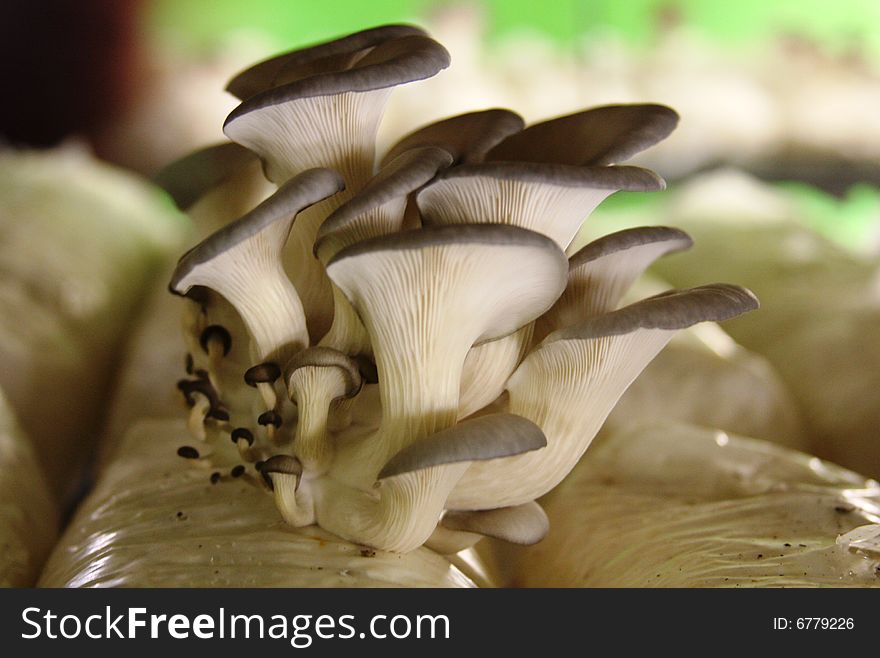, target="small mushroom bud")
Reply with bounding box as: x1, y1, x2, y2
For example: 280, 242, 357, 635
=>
177, 378, 226, 441
257, 409, 283, 443
199, 324, 233, 394
258, 455, 310, 526
244, 362, 282, 412
230, 427, 255, 461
